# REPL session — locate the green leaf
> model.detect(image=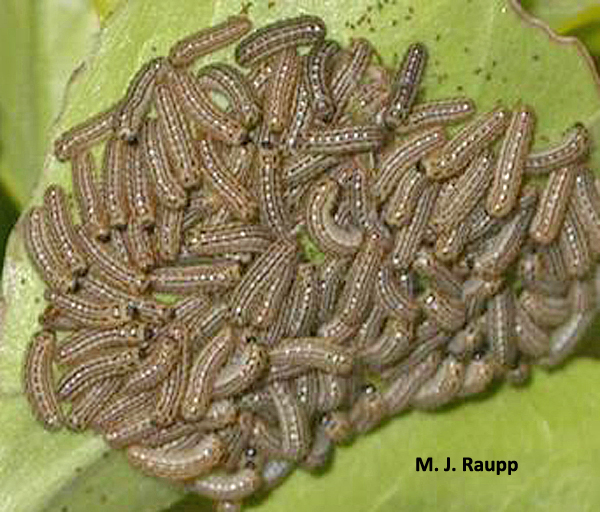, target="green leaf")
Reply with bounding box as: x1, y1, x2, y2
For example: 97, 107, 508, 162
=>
1, 0, 600, 511
521, 0, 600, 57
0, 0, 99, 207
